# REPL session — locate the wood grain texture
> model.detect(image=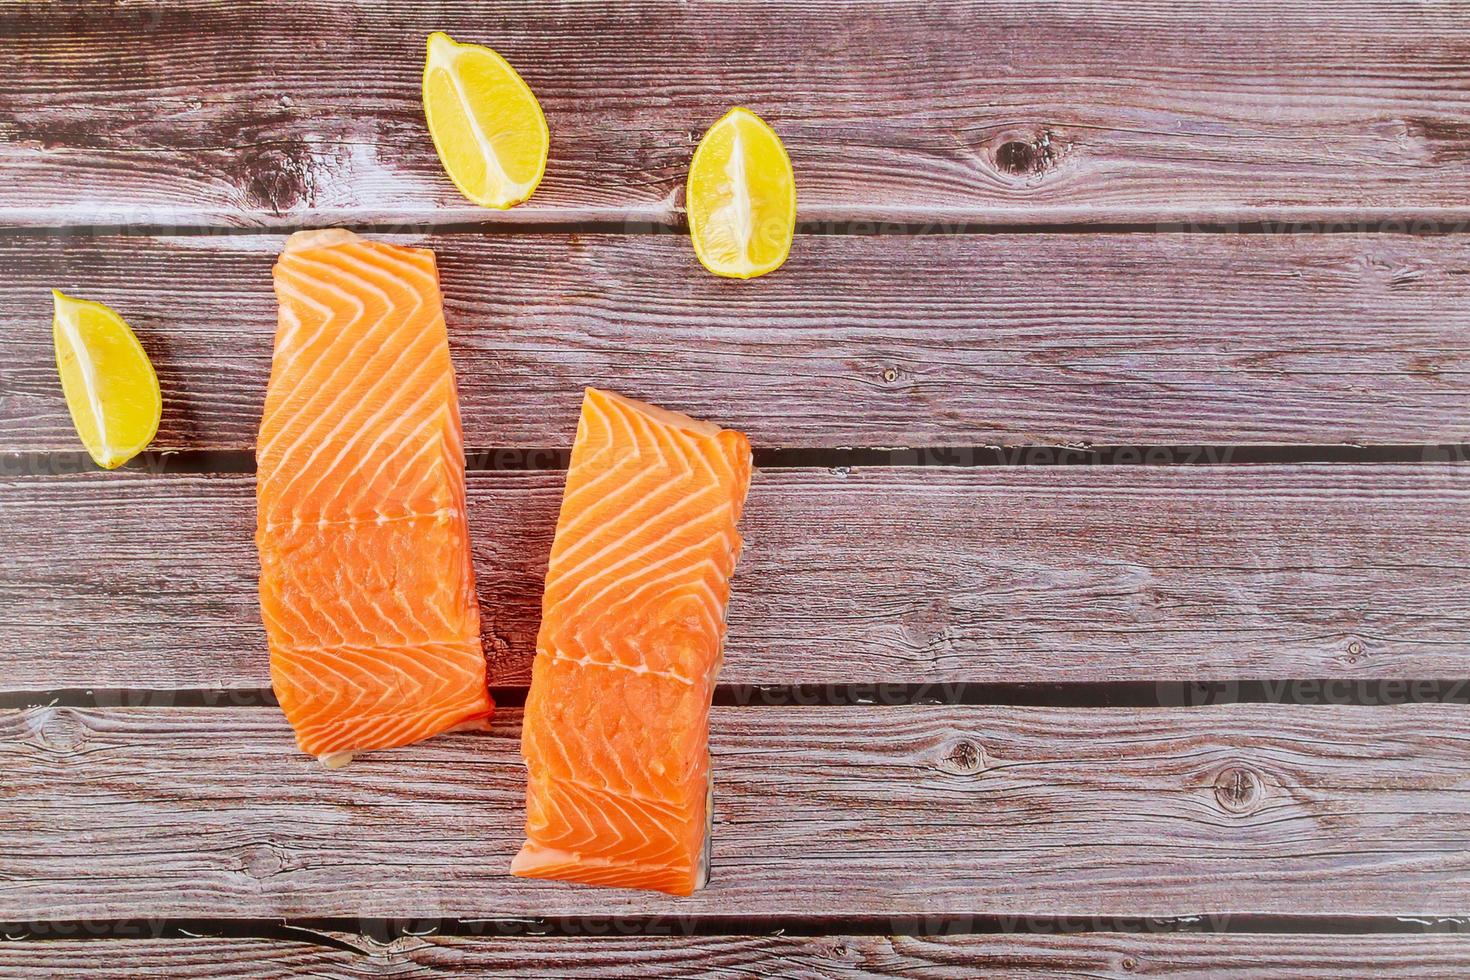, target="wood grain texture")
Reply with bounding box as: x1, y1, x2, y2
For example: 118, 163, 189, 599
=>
3, 464, 1467, 691
5, 2, 1470, 227
6, 232, 1470, 450
5, 931, 1470, 979
5, 703, 1470, 918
